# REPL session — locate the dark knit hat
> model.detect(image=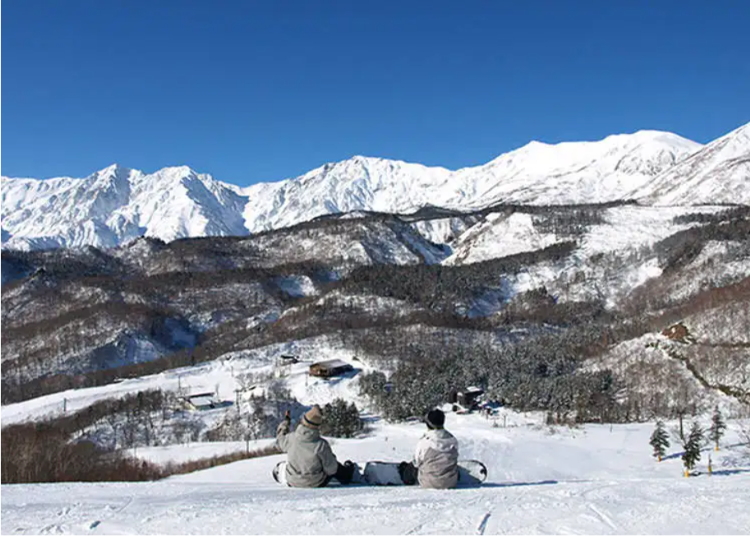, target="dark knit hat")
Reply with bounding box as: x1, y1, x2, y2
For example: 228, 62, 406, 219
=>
425, 408, 445, 430
302, 405, 323, 428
